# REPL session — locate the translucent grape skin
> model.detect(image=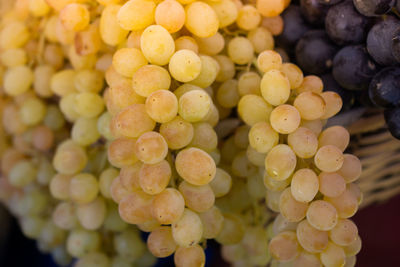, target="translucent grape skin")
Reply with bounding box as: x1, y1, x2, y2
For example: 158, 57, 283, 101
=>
151, 188, 185, 224
178, 181, 215, 213
147, 226, 177, 258
171, 208, 203, 247
174, 244, 206, 267
269, 231, 300, 262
